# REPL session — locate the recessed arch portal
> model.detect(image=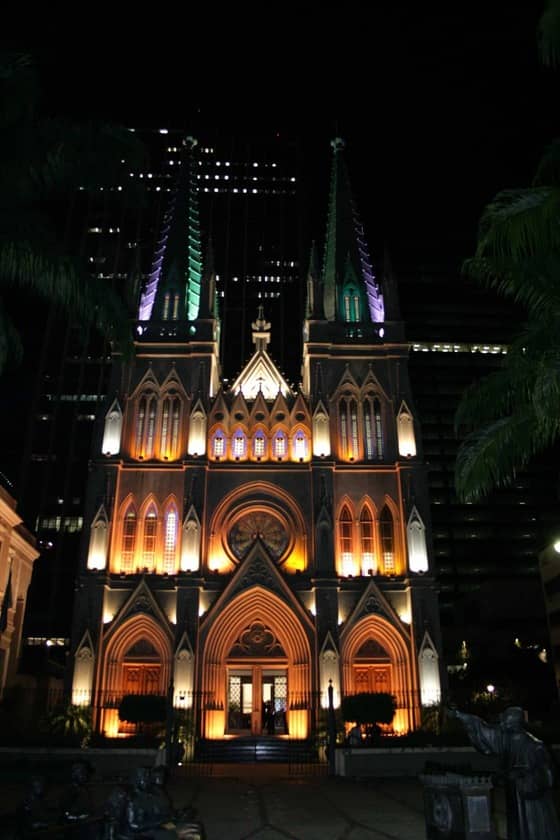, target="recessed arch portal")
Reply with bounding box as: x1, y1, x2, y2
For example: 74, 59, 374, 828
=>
200, 586, 312, 738
100, 613, 173, 736
341, 613, 418, 733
